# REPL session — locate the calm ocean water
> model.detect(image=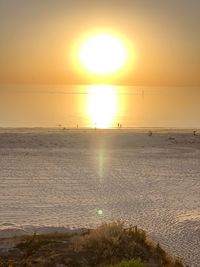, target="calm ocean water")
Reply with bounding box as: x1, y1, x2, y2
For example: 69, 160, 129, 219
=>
0, 85, 200, 128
